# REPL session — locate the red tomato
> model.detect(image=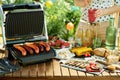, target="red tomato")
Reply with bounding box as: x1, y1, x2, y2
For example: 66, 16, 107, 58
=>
87, 53, 91, 57
51, 41, 55, 46
84, 53, 88, 57
54, 40, 61, 47
62, 42, 70, 47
